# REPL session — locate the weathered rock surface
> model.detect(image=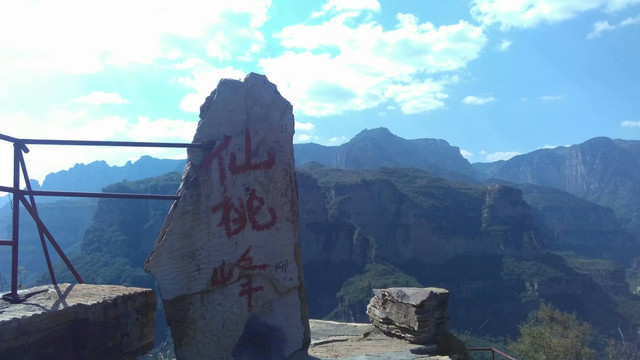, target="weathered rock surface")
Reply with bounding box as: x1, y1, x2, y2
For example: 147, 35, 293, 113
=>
472, 137, 640, 237
308, 320, 454, 359
367, 288, 450, 345
0, 283, 155, 360
297, 166, 542, 267
145, 73, 310, 359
